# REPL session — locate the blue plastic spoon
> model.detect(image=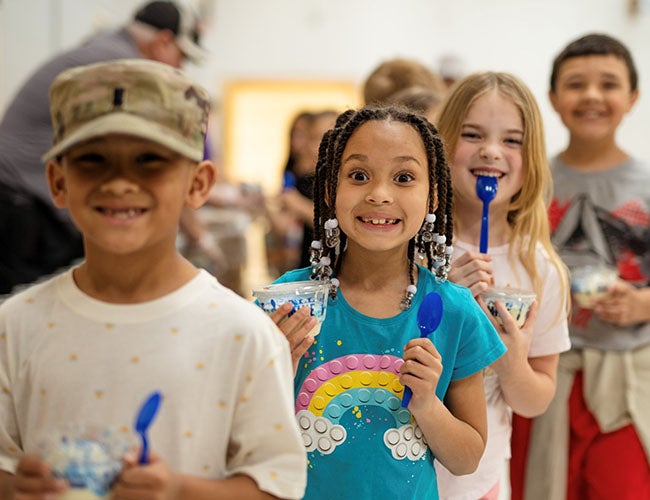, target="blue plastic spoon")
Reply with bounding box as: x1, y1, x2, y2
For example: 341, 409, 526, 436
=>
282, 171, 296, 190
134, 391, 162, 464
402, 292, 444, 408
476, 175, 498, 253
